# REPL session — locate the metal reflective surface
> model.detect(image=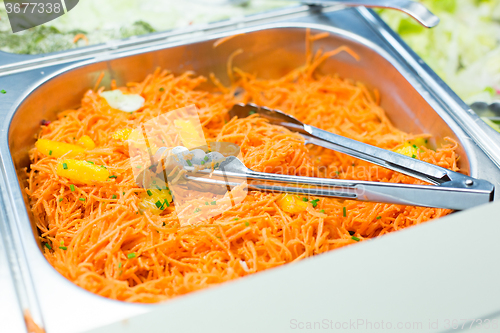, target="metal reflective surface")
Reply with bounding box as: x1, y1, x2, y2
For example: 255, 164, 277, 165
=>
0, 7, 500, 333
